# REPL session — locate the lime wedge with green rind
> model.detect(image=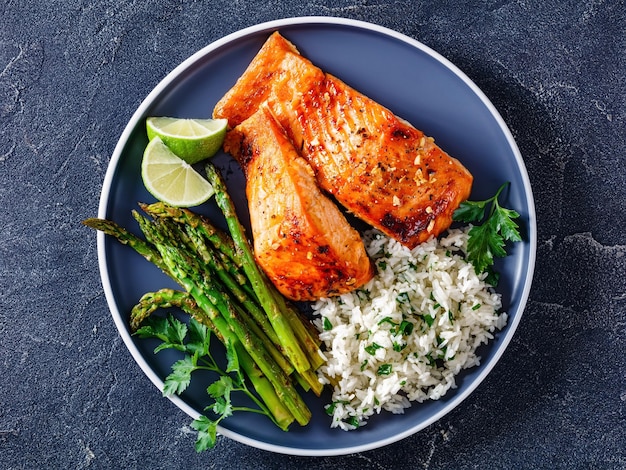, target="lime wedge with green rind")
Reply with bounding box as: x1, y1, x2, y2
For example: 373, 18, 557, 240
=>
146, 117, 228, 164
141, 136, 215, 207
